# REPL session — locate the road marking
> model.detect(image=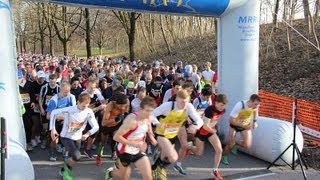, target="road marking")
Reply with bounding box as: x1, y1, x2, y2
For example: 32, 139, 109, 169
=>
188, 167, 267, 172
